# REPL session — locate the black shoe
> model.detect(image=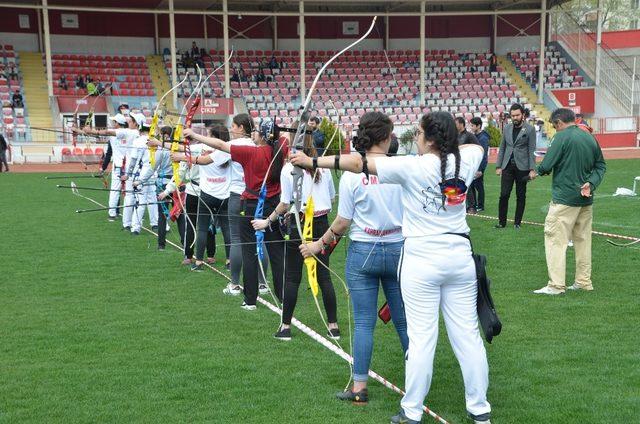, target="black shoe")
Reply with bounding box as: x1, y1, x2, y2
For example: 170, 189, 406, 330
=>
327, 328, 341, 340
191, 263, 204, 272
131, 231, 140, 236
477, 207, 484, 212
494, 224, 506, 229
514, 224, 521, 229
158, 246, 165, 251
151, 225, 158, 231
390, 410, 420, 424
336, 388, 368, 404
468, 411, 491, 424
274, 326, 292, 341
123, 226, 131, 231
108, 216, 116, 222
